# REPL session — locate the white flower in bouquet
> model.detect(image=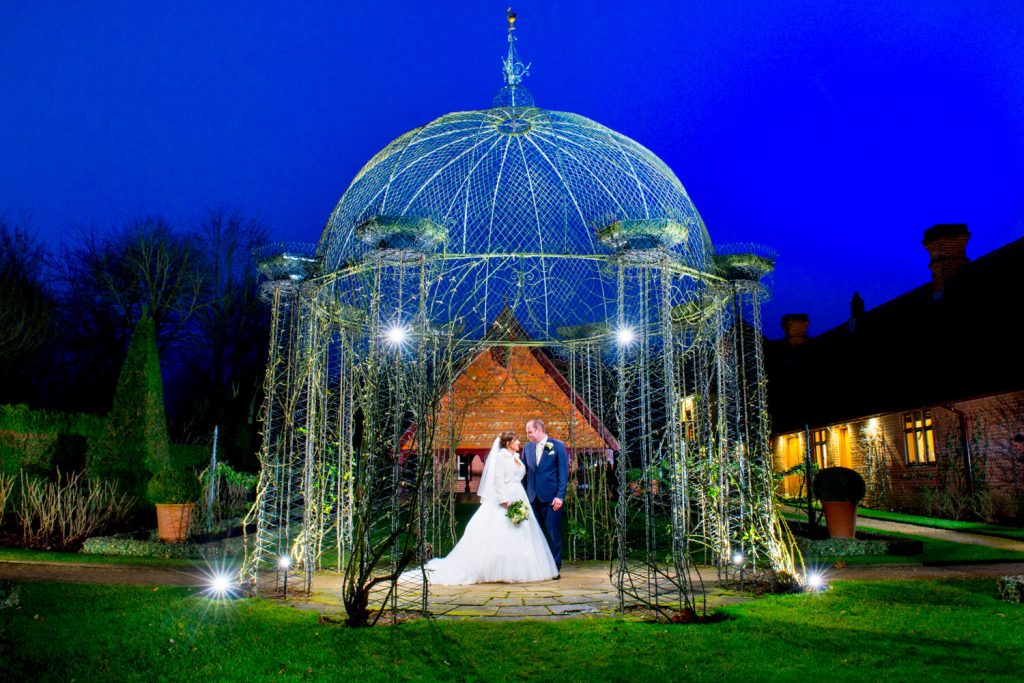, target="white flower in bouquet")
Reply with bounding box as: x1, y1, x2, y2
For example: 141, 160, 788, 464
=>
506, 500, 529, 525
